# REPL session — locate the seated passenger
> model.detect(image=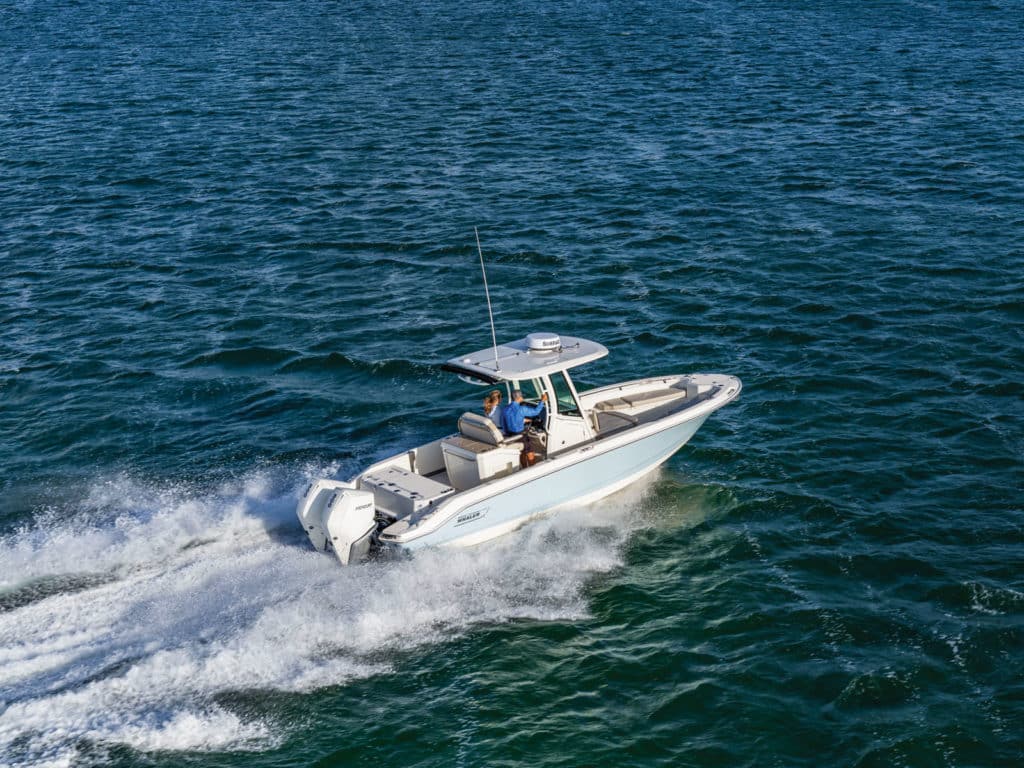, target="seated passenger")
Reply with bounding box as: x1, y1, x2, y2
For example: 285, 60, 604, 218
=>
502, 389, 548, 468
483, 389, 504, 428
